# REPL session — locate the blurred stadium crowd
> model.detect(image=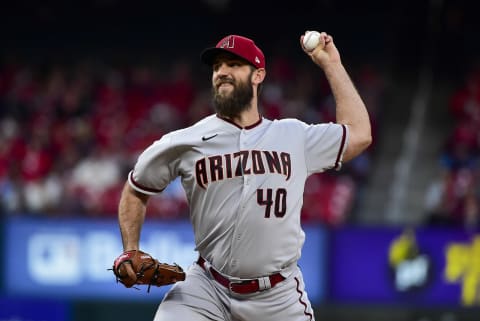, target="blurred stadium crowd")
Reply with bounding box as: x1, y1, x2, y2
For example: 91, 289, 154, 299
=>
0, 55, 385, 224
1, 0, 478, 227
425, 66, 480, 229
